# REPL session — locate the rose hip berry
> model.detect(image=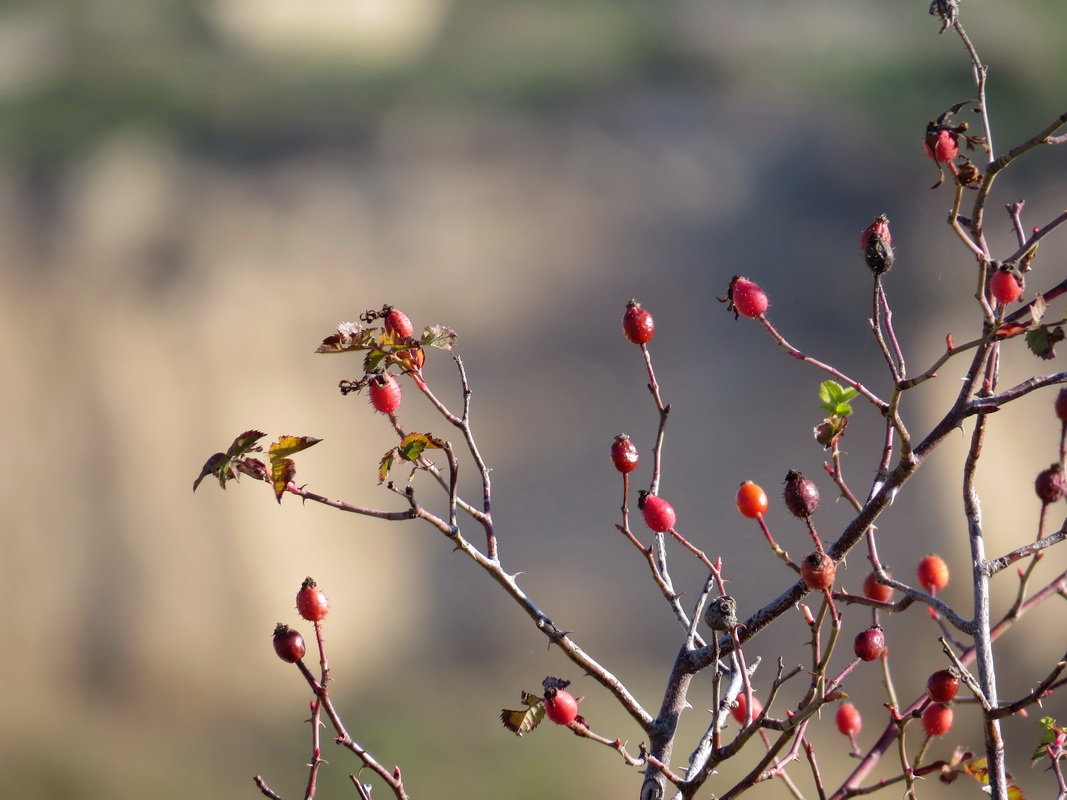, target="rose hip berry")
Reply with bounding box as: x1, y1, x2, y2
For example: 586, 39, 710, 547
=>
924, 126, 959, 164
836, 702, 862, 737
383, 306, 414, 339
273, 624, 306, 663
990, 266, 1024, 305
1034, 463, 1067, 505
610, 434, 640, 474
862, 571, 894, 603
731, 692, 763, 724
854, 626, 886, 661
368, 372, 402, 415
783, 470, 820, 519
860, 214, 895, 275
296, 577, 330, 621
800, 551, 836, 590
917, 554, 949, 593
735, 481, 769, 519
1055, 388, 1067, 422
723, 276, 769, 319
921, 703, 954, 737
622, 300, 655, 344
927, 669, 960, 703
544, 689, 579, 725
640, 492, 676, 533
